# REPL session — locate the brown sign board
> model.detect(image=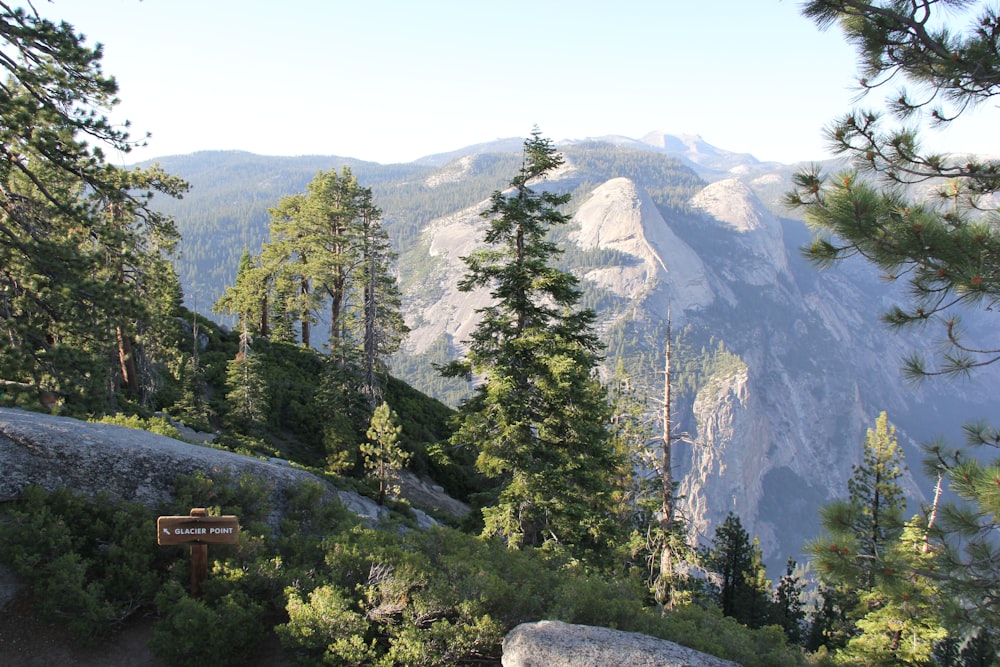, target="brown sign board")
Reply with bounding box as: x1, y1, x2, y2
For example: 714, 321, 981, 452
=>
157, 514, 240, 546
